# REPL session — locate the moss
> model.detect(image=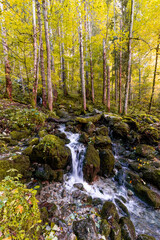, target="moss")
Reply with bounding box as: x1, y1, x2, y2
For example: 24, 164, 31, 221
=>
137, 234, 156, 240
113, 122, 130, 138
30, 135, 71, 170
29, 138, 39, 146
101, 201, 119, 222
140, 126, 159, 144
39, 129, 48, 138
123, 116, 139, 130
115, 199, 130, 217
95, 135, 112, 149
0, 154, 30, 181
110, 219, 121, 240
83, 144, 100, 182
119, 217, 136, 240
96, 126, 109, 136
99, 149, 115, 176
23, 145, 33, 156
136, 144, 155, 158
76, 114, 102, 123
100, 219, 111, 238
10, 130, 30, 141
